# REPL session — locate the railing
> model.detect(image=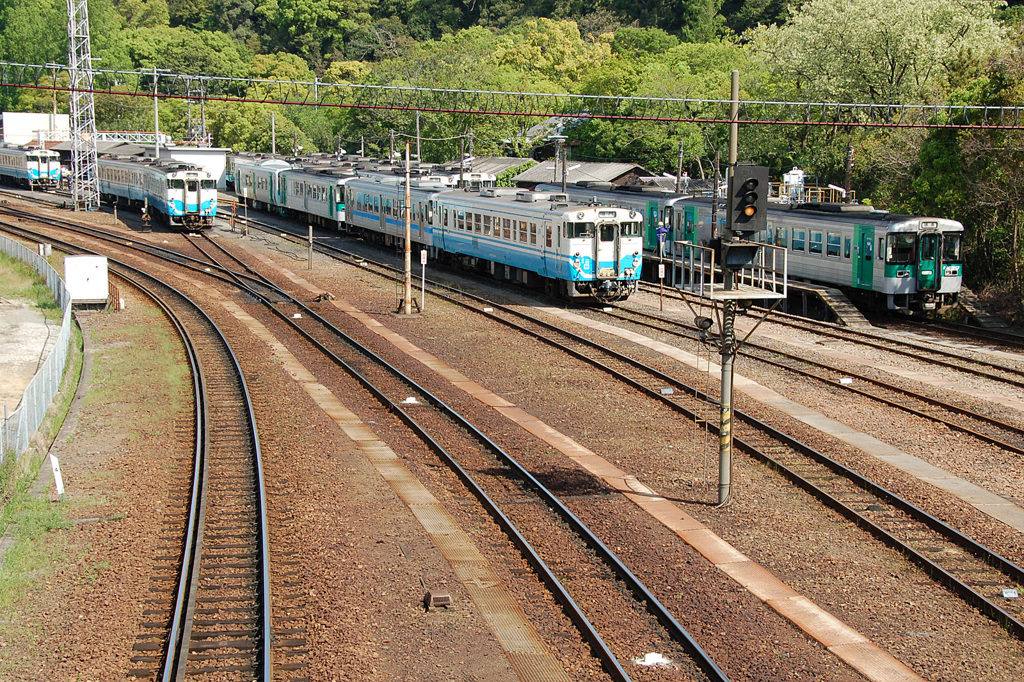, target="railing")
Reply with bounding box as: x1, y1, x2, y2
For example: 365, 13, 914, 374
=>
771, 183, 855, 205
0, 235, 73, 463
672, 241, 788, 301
